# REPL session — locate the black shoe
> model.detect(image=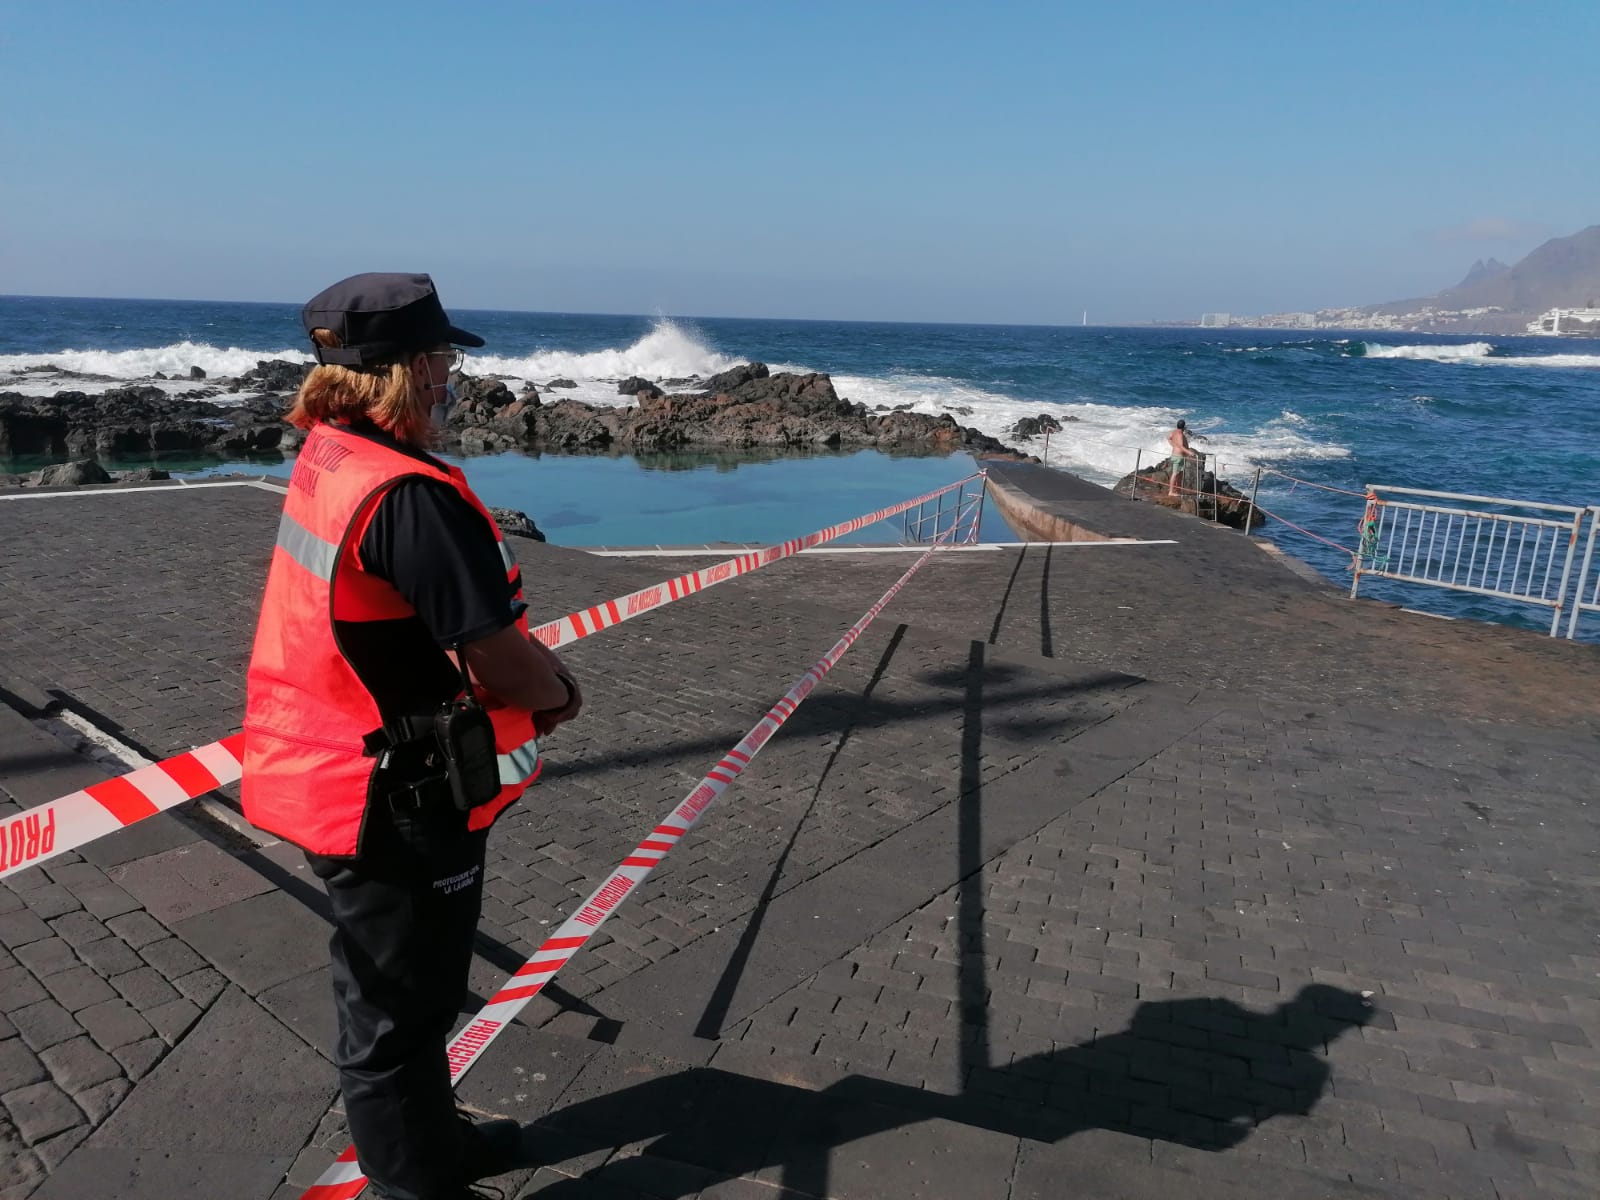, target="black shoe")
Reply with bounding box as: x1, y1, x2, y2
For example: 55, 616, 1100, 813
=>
457, 1111, 525, 1181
